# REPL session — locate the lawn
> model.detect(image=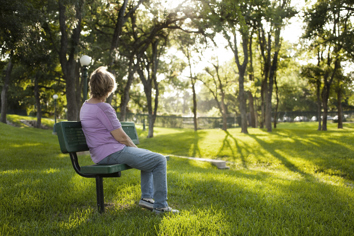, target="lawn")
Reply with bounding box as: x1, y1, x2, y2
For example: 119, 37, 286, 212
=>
1, 116, 353, 235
